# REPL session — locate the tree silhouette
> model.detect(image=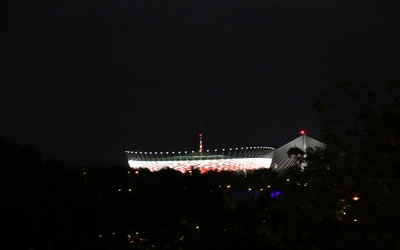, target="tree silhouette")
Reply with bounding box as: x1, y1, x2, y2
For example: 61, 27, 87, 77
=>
259, 81, 400, 249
